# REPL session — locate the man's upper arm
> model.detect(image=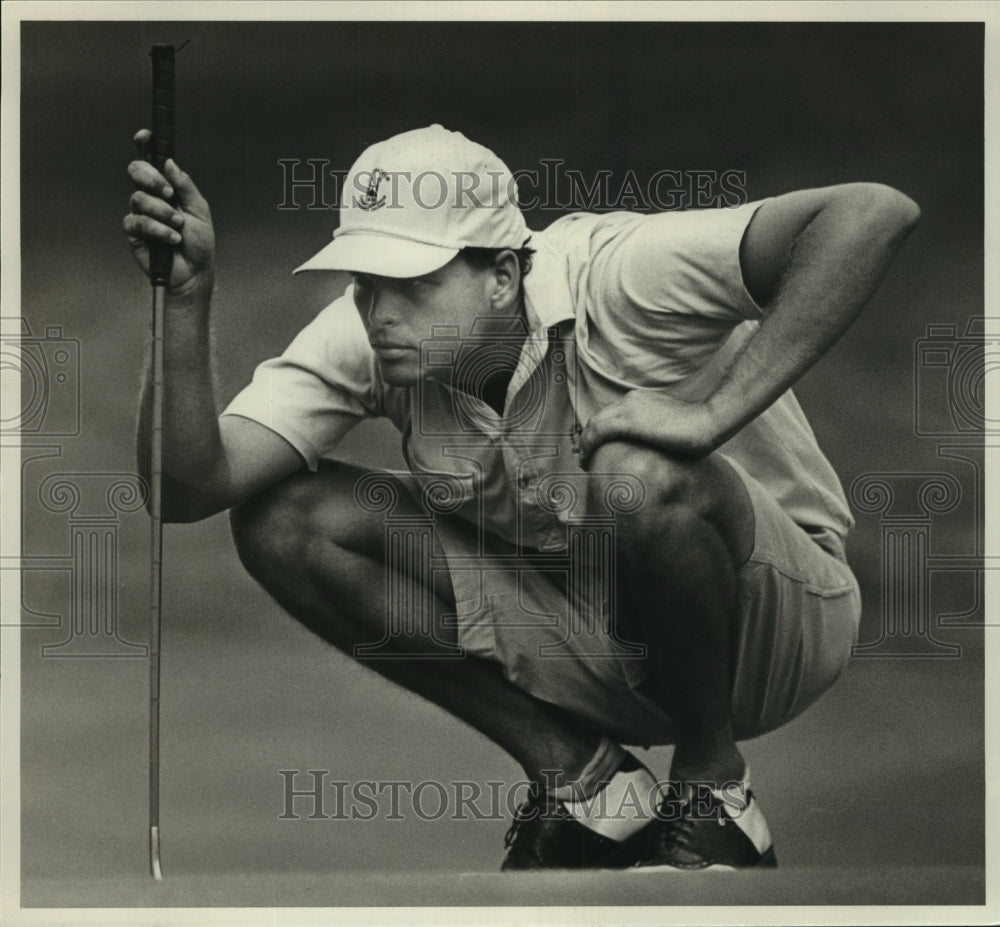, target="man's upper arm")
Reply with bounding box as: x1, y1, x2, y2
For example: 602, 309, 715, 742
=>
219, 413, 306, 498
739, 183, 922, 308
